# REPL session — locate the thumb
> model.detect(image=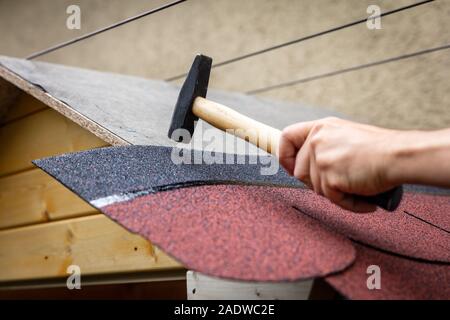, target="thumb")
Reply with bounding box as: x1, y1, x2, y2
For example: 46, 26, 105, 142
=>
279, 121, 316, 175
